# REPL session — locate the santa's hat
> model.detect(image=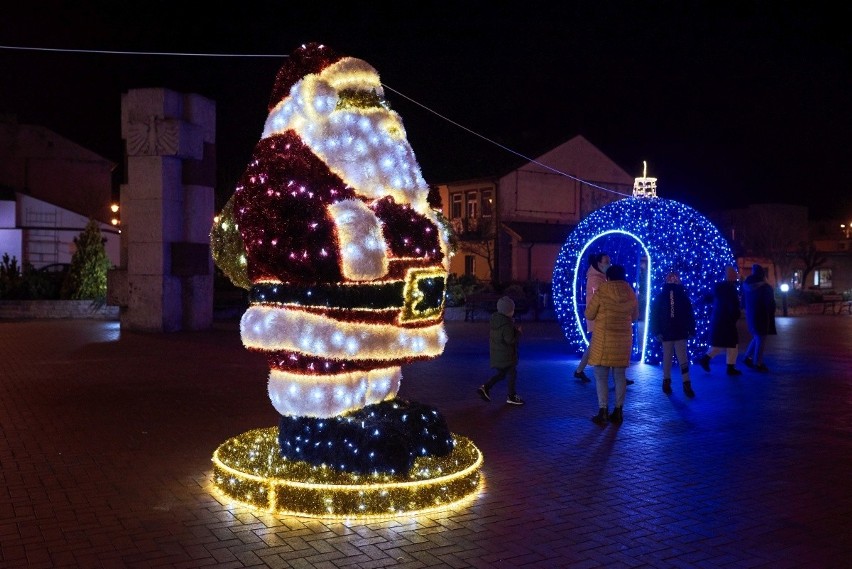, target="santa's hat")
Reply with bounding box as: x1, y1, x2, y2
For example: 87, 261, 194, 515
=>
268, 43, 343, 111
